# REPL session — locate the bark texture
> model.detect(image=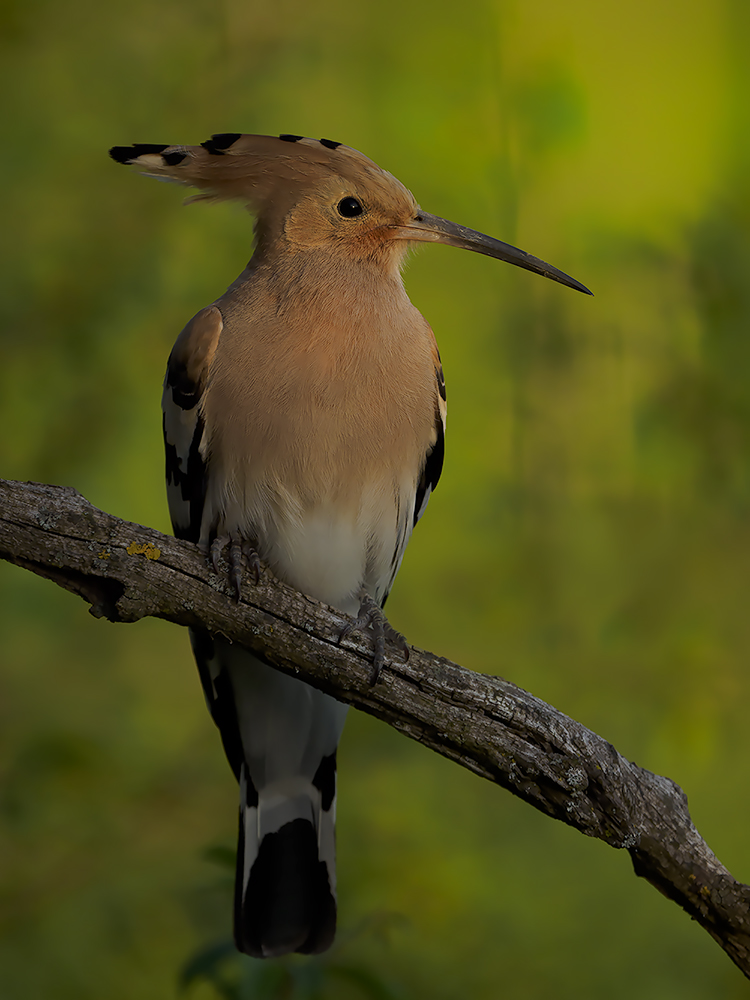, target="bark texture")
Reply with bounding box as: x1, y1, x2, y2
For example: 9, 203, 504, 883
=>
1, 478, 749, 976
